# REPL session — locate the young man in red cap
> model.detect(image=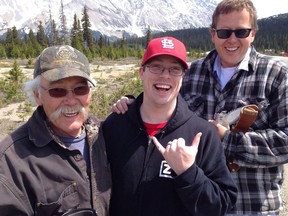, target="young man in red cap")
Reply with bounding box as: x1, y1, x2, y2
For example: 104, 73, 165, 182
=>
101, 36, 237, 216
